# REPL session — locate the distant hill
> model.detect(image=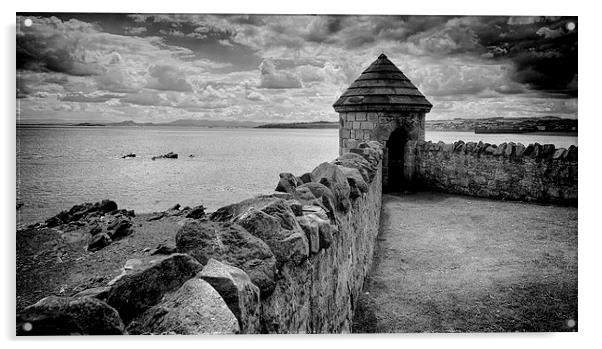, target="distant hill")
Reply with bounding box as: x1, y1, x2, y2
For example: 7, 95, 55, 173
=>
17, 119, 263, 128
256, 121, 338, 129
